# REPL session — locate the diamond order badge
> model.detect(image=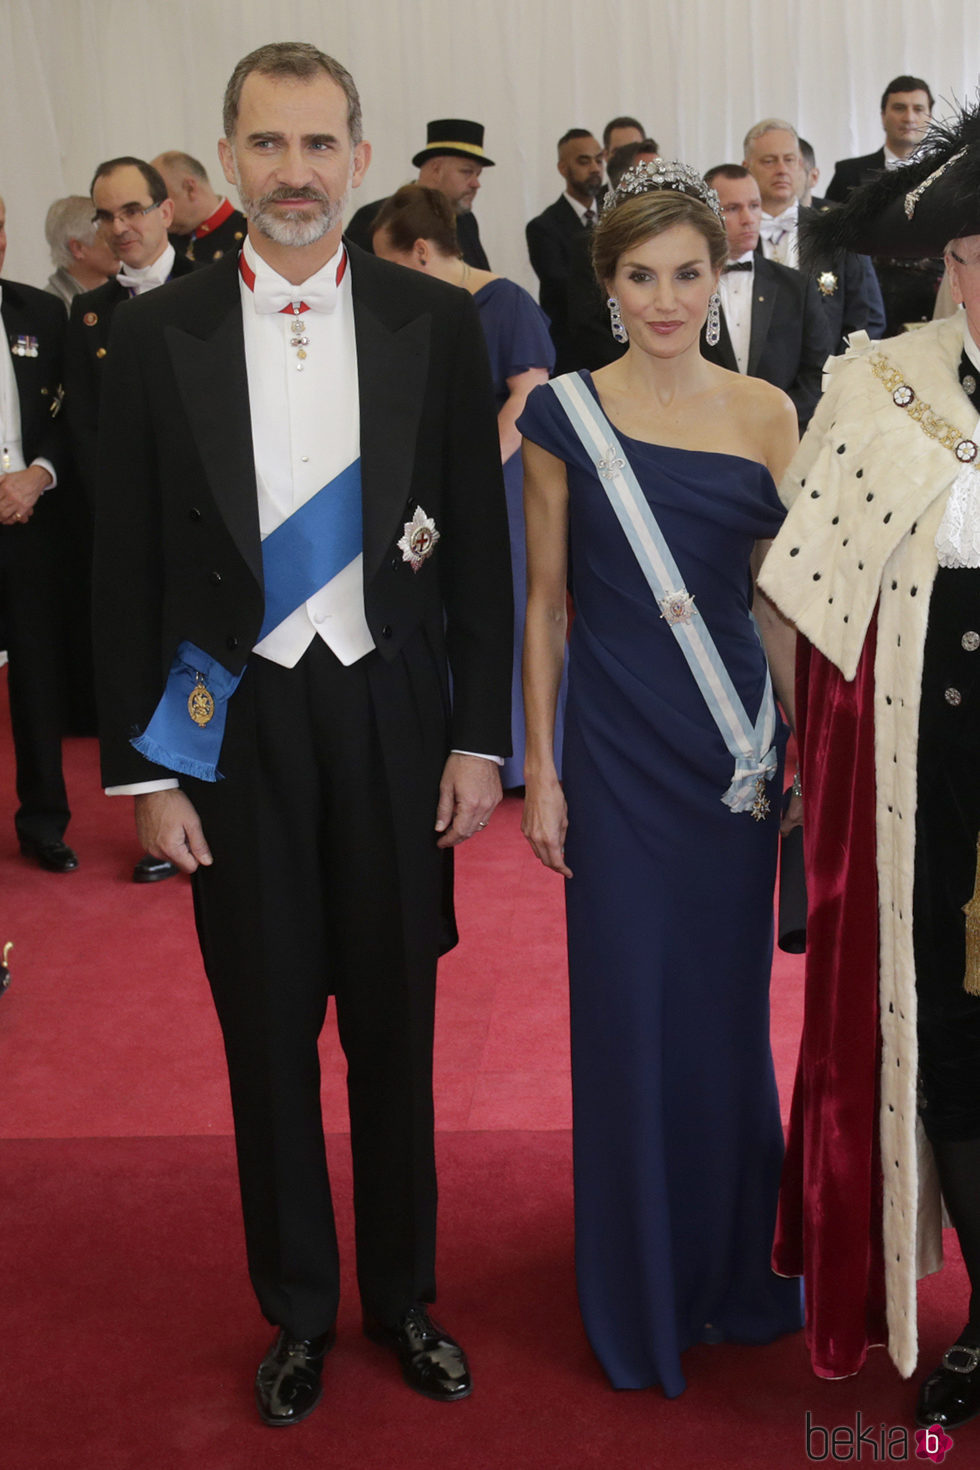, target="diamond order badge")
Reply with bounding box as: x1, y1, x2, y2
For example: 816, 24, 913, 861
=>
398, 506, 441, 572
